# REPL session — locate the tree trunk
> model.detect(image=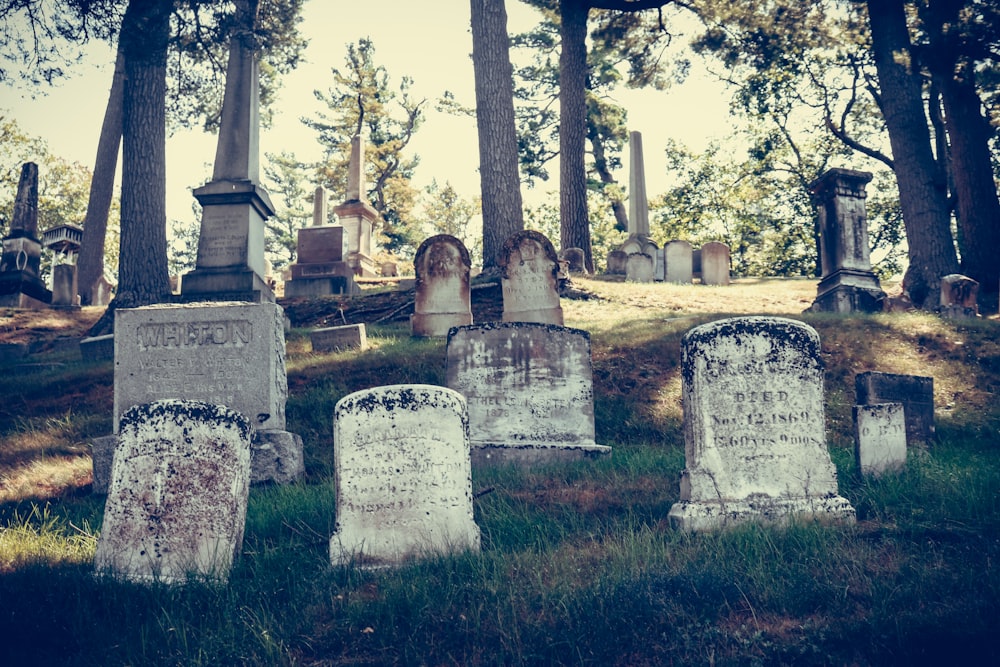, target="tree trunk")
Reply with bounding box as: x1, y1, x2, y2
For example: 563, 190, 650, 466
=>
89, 0, 171, 336
77, 49, 124, 306
559, 0, 594, 272
939, 63, 1000, 300
470, 0, 524, 270
866, 0, 958, 308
